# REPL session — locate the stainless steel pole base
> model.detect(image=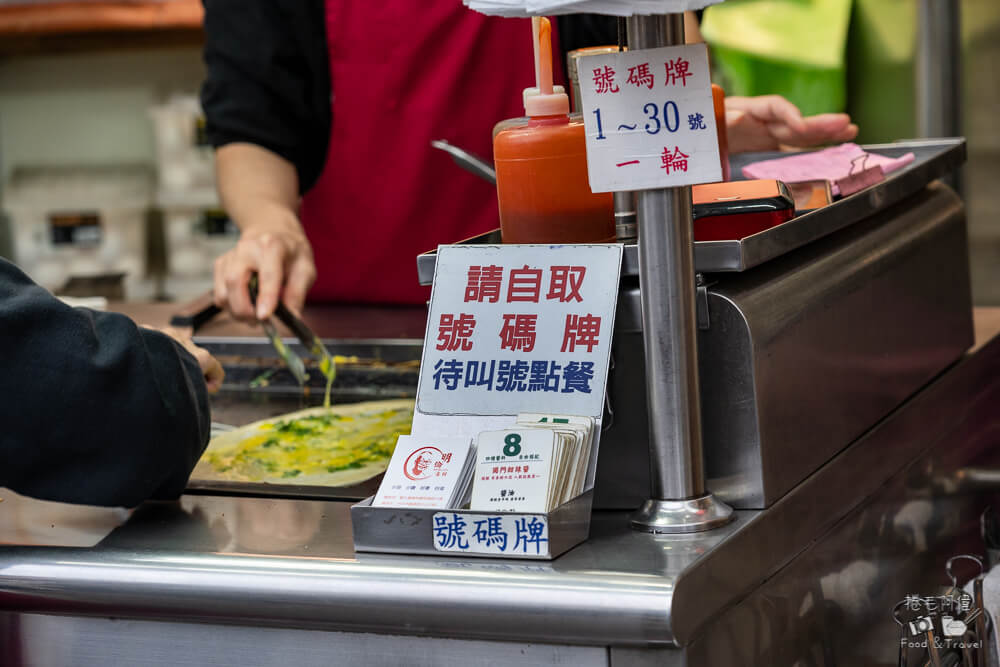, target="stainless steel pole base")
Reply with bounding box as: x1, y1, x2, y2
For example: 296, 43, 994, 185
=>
625, 12, 733, 535
630, 495, 734, 534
